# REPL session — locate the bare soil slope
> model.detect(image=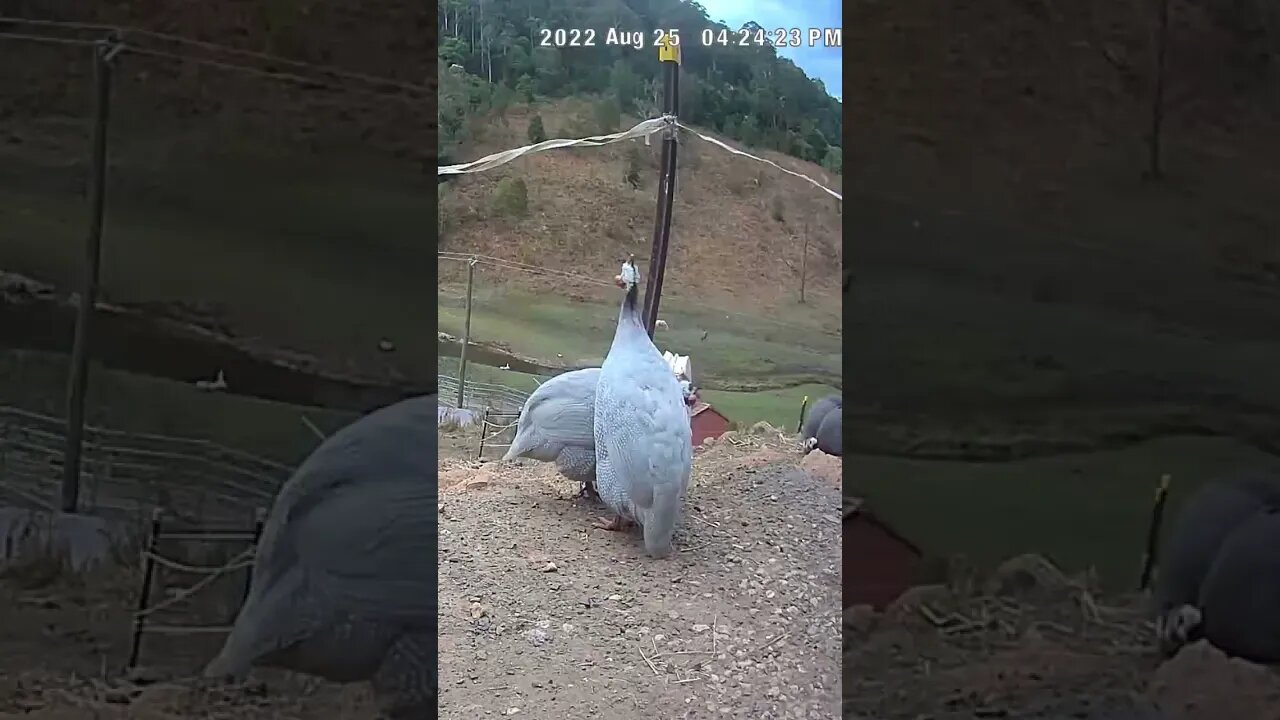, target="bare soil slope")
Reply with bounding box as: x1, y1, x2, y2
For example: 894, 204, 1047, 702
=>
847, 0, 1280, 456
439, 100, 844, 315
